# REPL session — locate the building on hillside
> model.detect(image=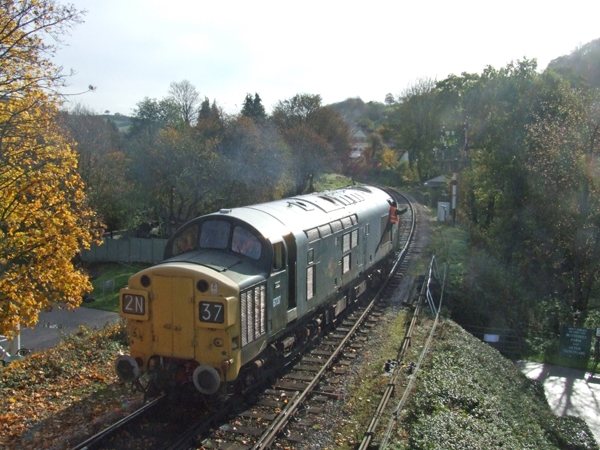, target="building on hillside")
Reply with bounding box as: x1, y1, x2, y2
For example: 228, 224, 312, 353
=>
349, 128, 368, 160
424, 174, 451, 188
